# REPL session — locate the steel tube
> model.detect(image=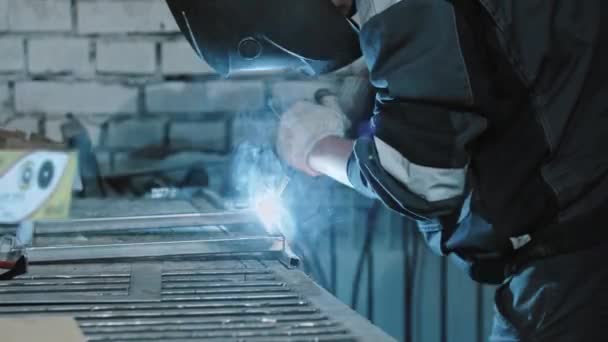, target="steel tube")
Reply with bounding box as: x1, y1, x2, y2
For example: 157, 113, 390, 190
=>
26, 237, 285, 263
32, 211, 259, 234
